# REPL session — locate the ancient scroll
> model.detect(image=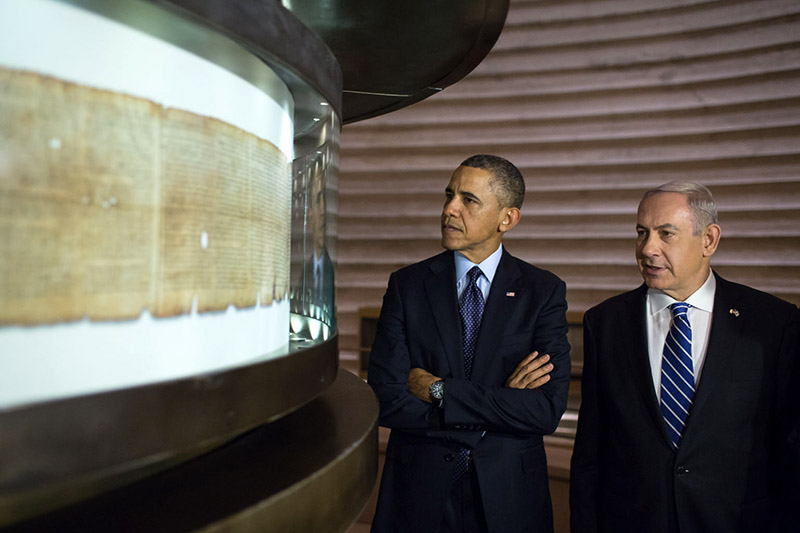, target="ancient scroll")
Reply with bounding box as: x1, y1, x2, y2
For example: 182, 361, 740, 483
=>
0, 68, 290, 325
